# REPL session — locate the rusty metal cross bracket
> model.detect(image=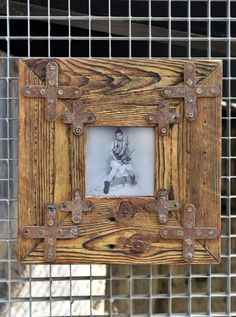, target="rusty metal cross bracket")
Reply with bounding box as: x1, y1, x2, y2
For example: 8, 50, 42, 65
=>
145, 101, 180, 136
61, 100, 96, 135
61, 190, 94, 224
146, 189, 181, 224
21, 204, 80, 262
161, 62, 219, 121
22, 61, 82, 121
160, 204, 219, 263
